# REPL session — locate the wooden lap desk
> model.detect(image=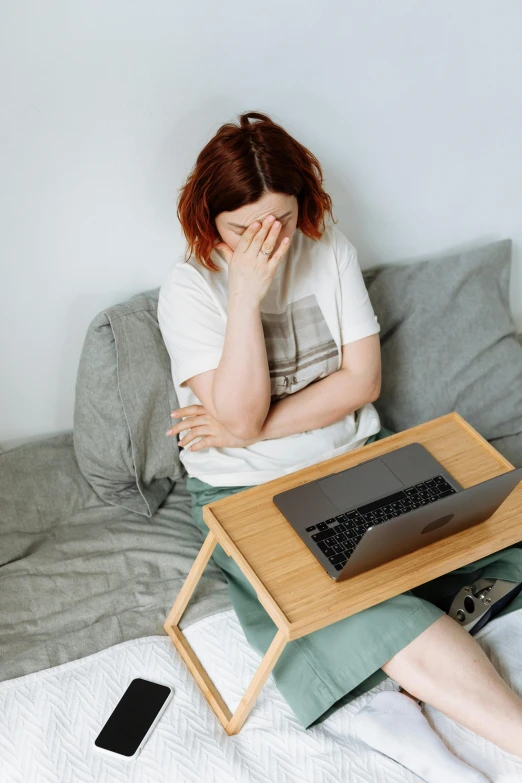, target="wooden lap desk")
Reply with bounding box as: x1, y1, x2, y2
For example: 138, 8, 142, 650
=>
164, 412, 522, 735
